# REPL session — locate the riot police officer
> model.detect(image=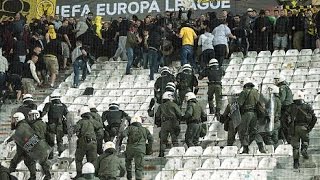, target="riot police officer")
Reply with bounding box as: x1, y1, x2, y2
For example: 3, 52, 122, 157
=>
16, 94, 37, 119
155, 92, 182, 157
77, 162, 100, 180
102, 103, 131, 142
238, 79, 266, 153
88, 102, 104, 155
274, 75, 293, 143
287, 91, 317, 169
74, 106, 101, 178
41, 93, 68, 158
198, 58, 225, 115
184, 92, 207, 147
176, 64, 199, 106
121, 116, 153, 180
148, 66, 176, 113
